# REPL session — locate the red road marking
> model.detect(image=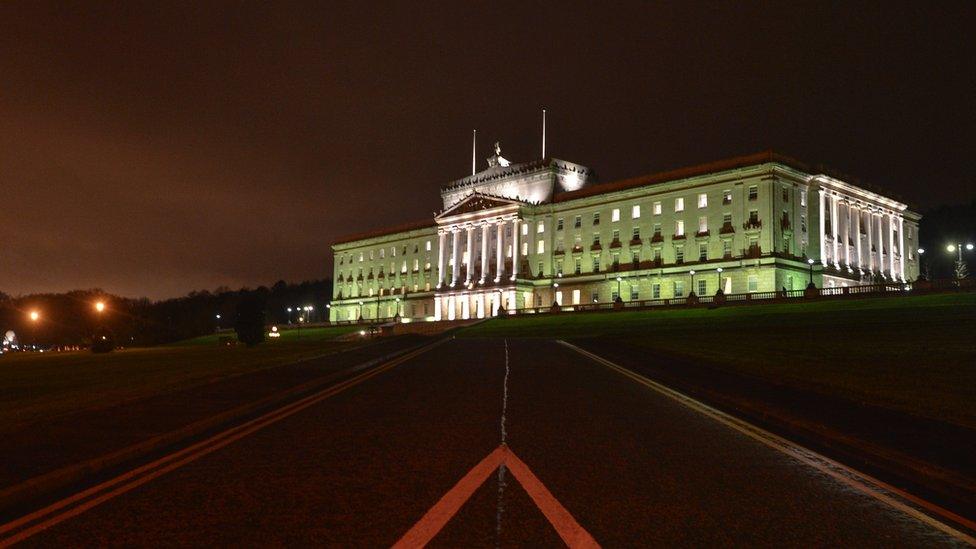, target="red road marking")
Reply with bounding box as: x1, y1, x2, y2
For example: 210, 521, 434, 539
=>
393, 445, 600, 548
